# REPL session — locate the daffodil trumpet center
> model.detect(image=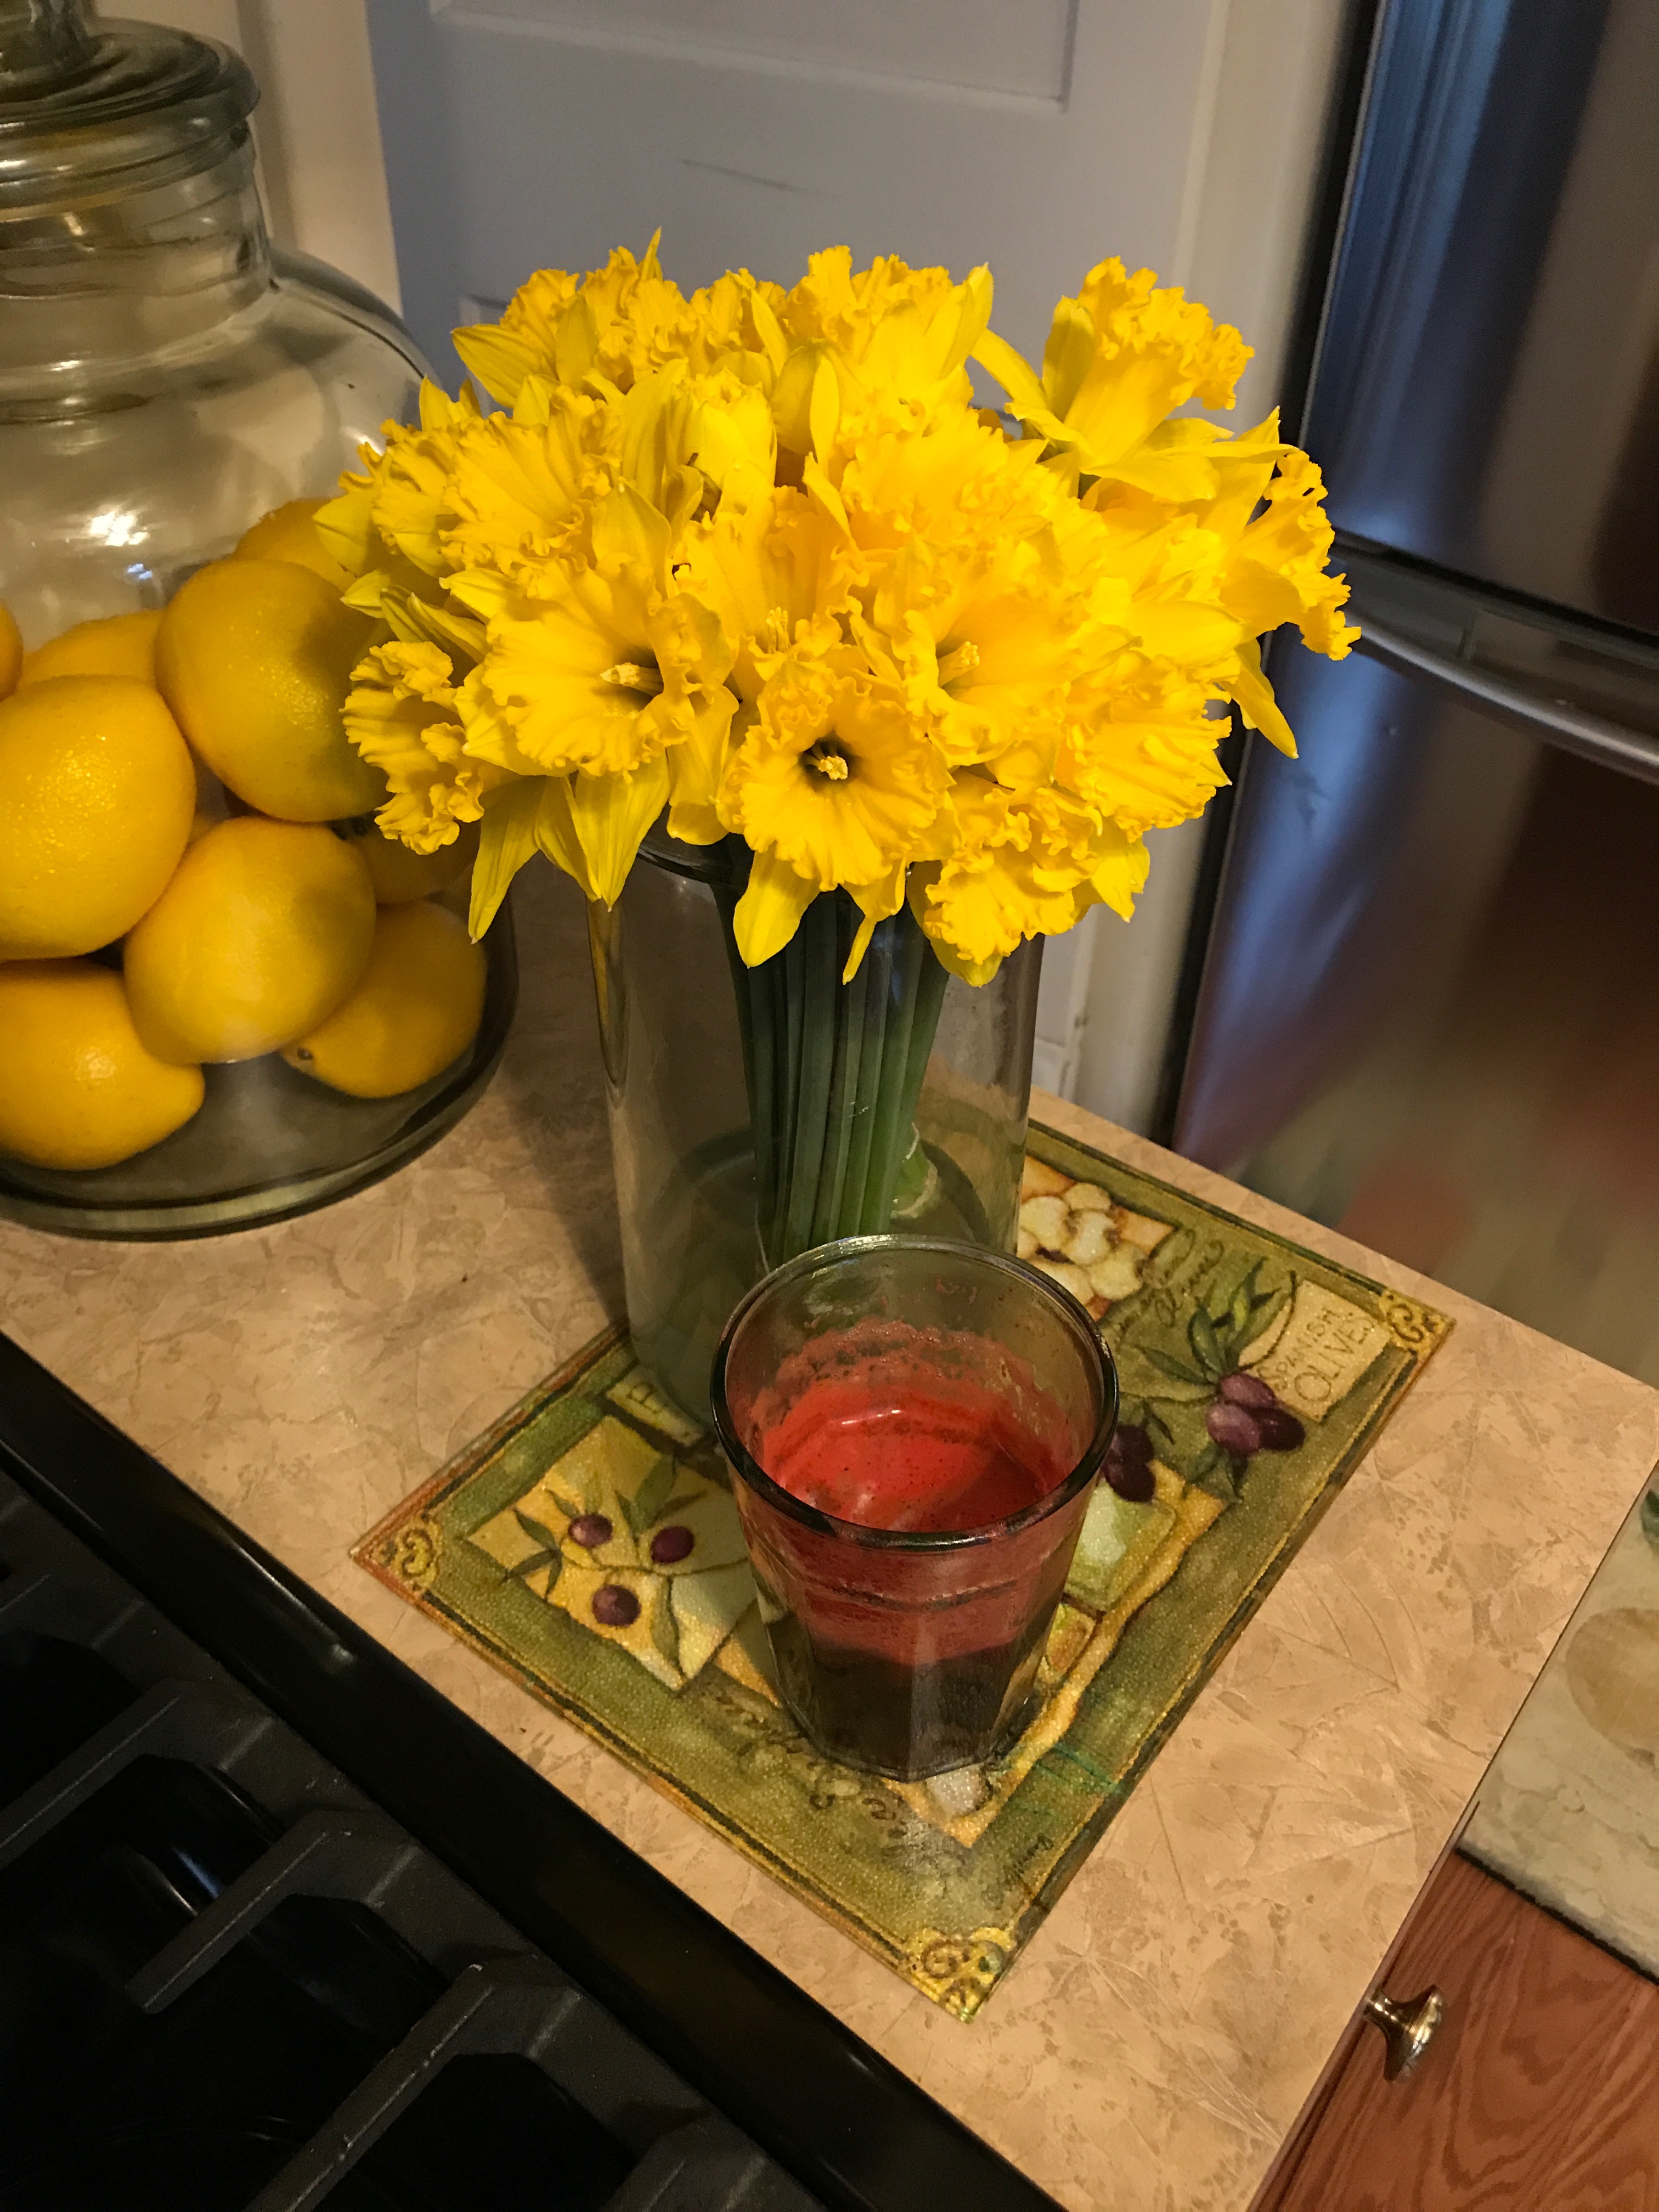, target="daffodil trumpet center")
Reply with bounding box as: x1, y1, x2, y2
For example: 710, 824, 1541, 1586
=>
601, 656, 663, 699
804, 737, 851, 781
935, 638, 980, 690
